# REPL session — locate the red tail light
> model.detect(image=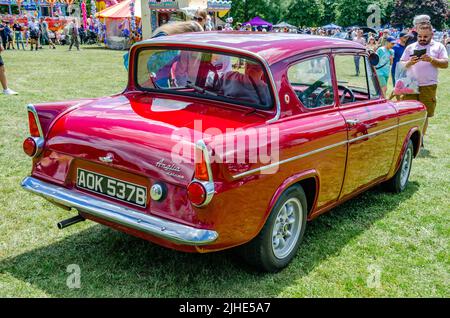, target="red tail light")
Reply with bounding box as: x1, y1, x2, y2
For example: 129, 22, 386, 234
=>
189, 140, 214, 208
25, 105, 44, 158
194, 146, 209, 181
187, 182, 207, 206
28, 111, 41, 137
23, 137, 37, 157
